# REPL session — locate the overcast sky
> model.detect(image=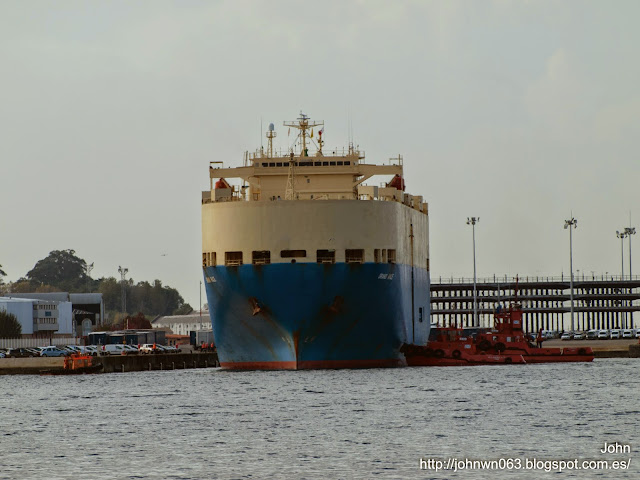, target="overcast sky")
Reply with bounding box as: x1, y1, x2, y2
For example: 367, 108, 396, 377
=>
2, 1, 638, 308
